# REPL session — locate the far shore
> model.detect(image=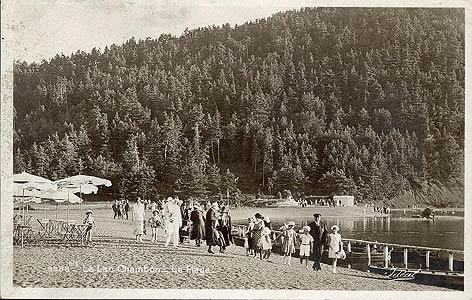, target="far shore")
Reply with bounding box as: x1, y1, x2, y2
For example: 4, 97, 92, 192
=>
18, 202, 464, 221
